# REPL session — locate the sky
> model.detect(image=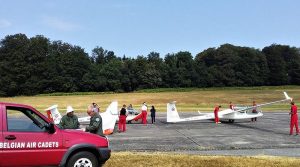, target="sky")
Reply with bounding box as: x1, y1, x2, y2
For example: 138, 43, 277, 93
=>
0, 0, 300, 57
